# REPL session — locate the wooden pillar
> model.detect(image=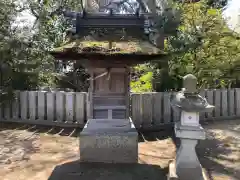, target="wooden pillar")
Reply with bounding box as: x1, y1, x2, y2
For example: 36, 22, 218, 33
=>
87, 68, 94, 119
125, 67, 130, 118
